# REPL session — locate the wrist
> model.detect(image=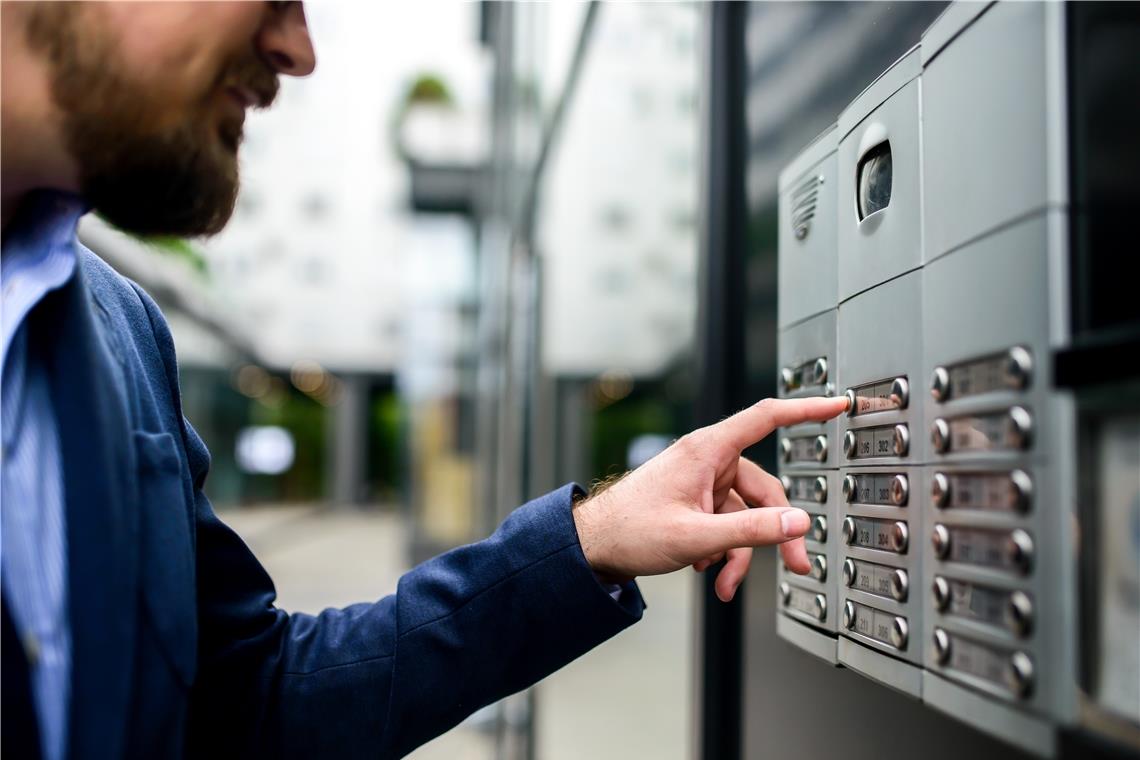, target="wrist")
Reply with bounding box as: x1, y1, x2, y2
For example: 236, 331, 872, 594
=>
572, 490, 634, 585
